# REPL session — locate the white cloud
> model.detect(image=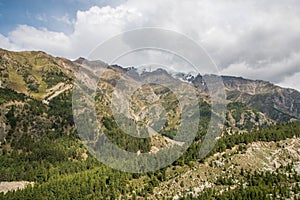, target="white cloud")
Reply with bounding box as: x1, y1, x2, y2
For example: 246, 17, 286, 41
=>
0, 34, 20, 50
1, 0, 300, 90
1, 5, 142, 58
8, 25, 71, 56
69, 5, 142, 58
279, 72, 300, 91
221, 51, 300, 83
